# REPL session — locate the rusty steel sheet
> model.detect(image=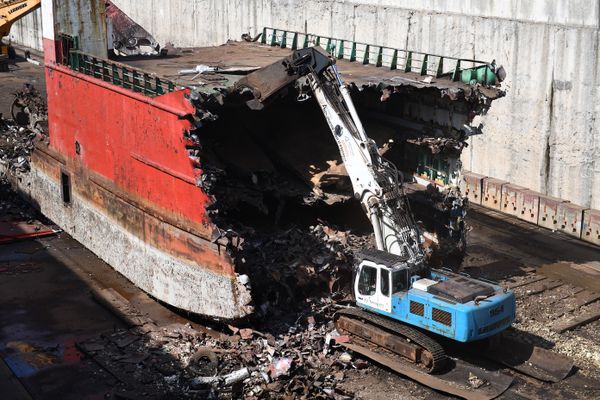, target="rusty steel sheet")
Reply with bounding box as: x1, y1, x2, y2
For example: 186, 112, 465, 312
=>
500, 183, 527, 217
538, 195, 567, 231
481, 178, 506, 211
461, 171, 486, 205
582, 209, 600, 246
557, 202, 587, 239
516, 189, 540, 224
552, 305, 600, 334
485, 336, 574, 382
341, 340, 513, 400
